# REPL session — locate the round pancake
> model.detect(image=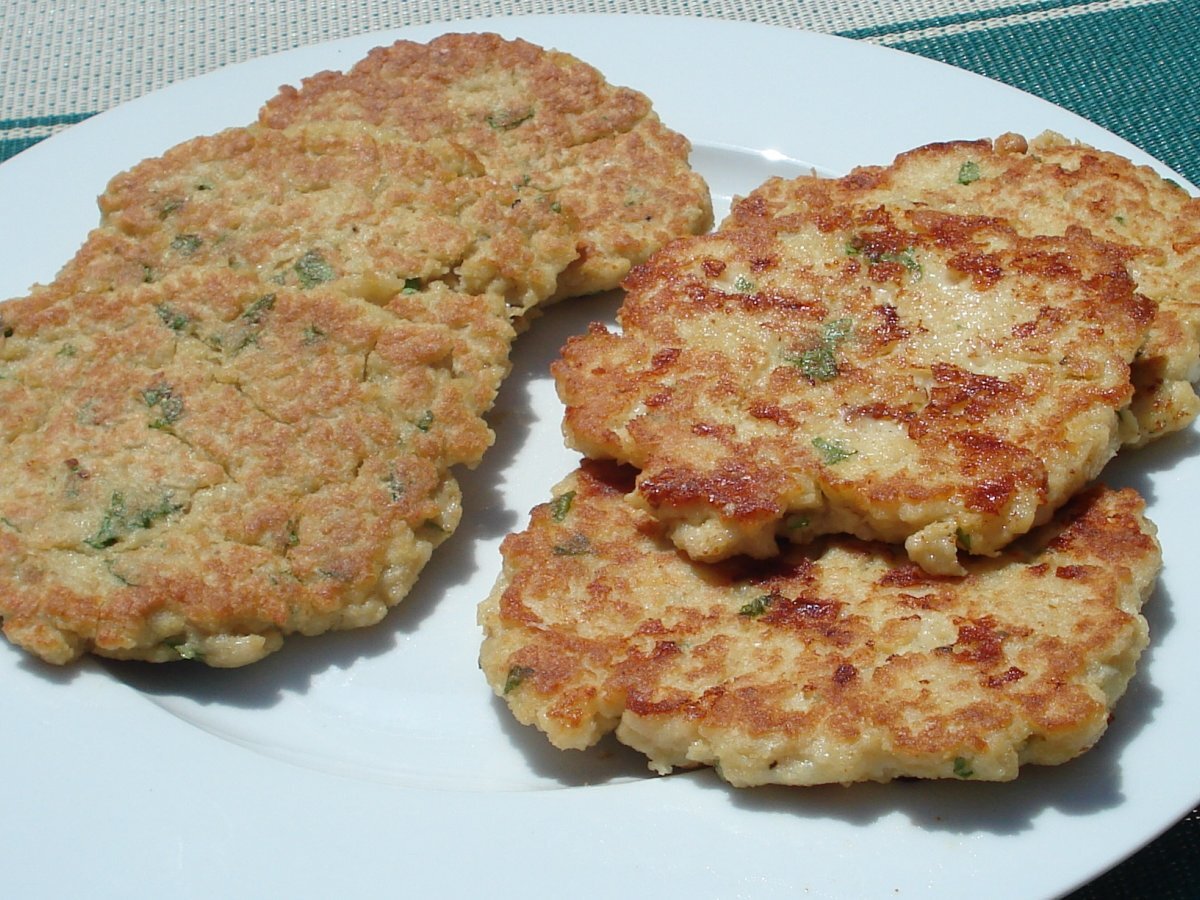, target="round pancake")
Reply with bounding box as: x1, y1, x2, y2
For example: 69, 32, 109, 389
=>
478, 462, 1160, 787
0, 268, 494, 666
733, 132, 1200, 446
0, 34, 711, 666
257, 32, 714, 299
555, 183, 1153, 573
